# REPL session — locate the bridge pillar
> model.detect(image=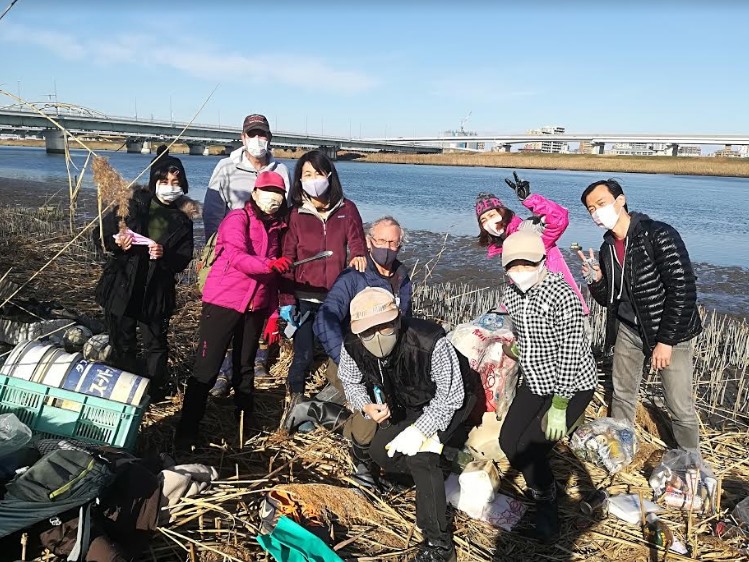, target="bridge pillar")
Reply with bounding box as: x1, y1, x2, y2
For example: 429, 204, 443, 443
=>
498, 144, 512, 153
668, 143, 678, 157
224, 143, 242, 155
126, 140, 144, 154
318, 145, 338, 160
591, 143, 605, 155
188, 143, 206, 156
43, 129, 66, 154
140, 141, 152, 155
203, 146, 211, 156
